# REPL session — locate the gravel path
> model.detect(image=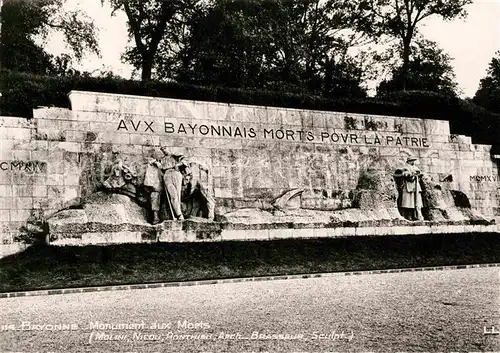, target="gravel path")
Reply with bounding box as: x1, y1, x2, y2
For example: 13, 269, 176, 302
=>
1, 267, 498, 352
